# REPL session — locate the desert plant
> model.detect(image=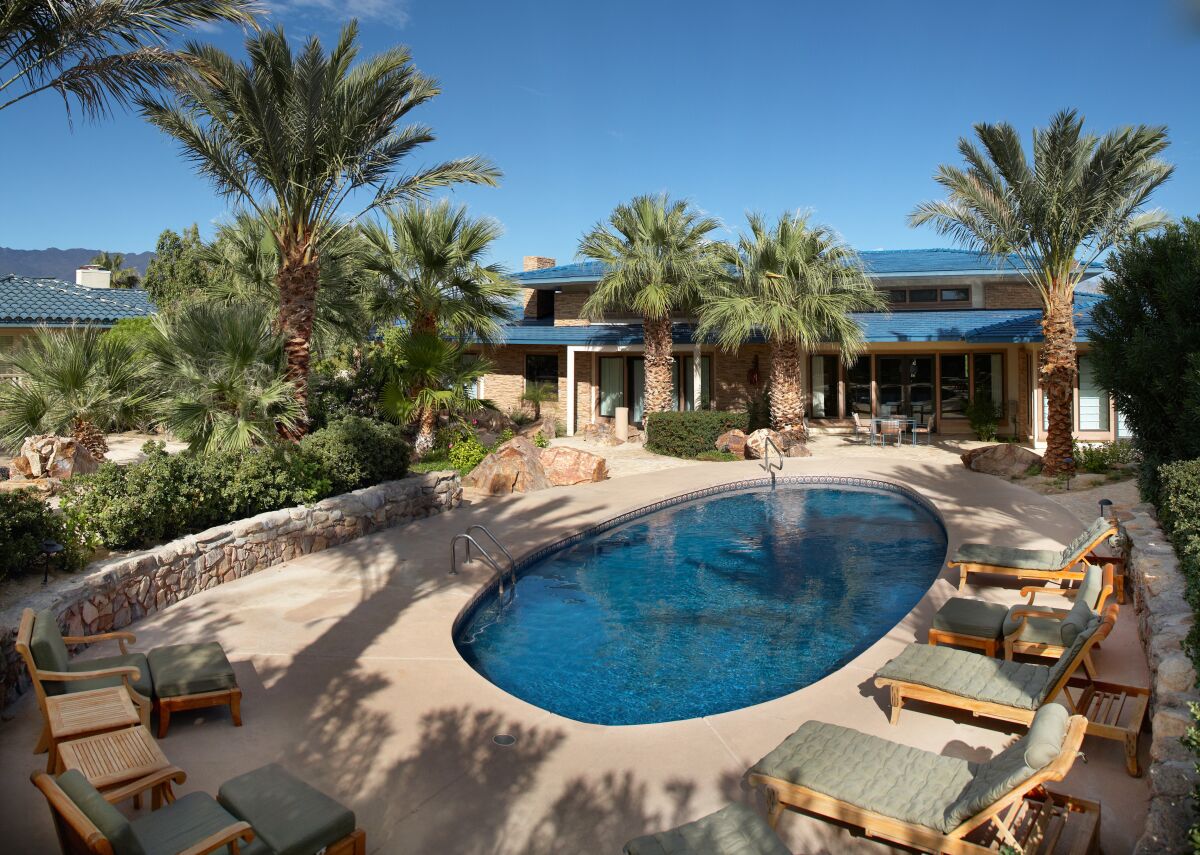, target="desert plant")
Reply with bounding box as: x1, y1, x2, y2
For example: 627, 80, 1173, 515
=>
447, 434, 487, 472
580, 194, 724, 416
298, 415, 410, 494
140, 23, 499, 432
89, 251, 141, 288
965, 397, 1002, 442
521, 382, 556, 421
911, 109, 1172, 475
697, 212, 886, 429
